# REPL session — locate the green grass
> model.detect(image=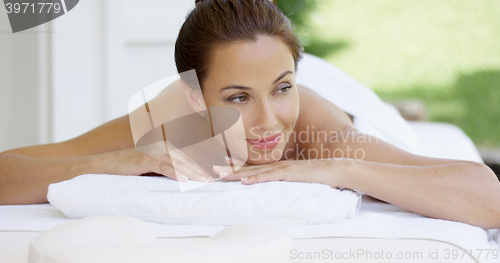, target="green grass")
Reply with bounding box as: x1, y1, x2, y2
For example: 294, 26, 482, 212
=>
298, 0, 500, 147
